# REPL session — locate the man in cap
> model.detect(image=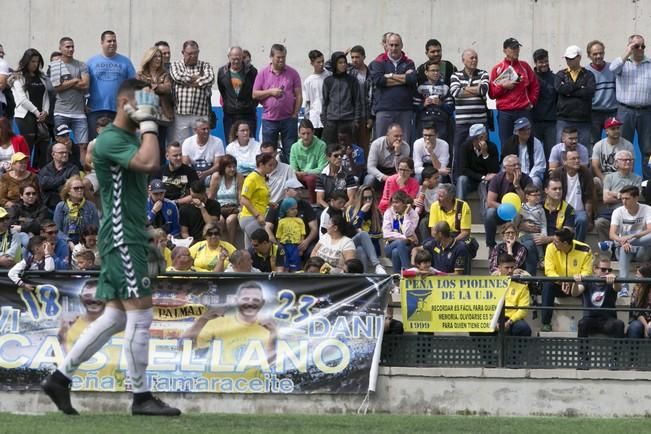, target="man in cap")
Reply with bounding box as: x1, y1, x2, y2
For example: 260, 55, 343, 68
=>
489, 38, 540, 147
591, 117, 635, 189
500, 117, 546, 187
554, 45, 596, 152
610, 34, 651, 179
456, 124, 499, 206
146, 179, 180, 237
